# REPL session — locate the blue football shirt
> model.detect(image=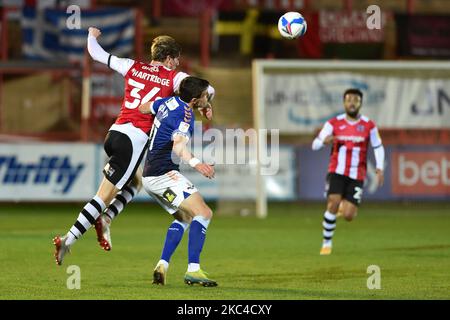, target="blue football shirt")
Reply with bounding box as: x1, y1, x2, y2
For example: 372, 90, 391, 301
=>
143, 96, 195, 176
